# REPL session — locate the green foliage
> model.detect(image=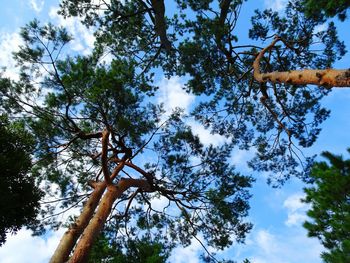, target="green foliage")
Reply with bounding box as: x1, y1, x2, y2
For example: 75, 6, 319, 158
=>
0, 114, 42, 246
1, 0, 349, 260
303, 149, 350, 262
152, 116, 254, 248
0, 19, 254, 257
302, 0, 350, 21
56, 0, 348, 185
89, 234, 169, 263
201, 253, 251, 263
